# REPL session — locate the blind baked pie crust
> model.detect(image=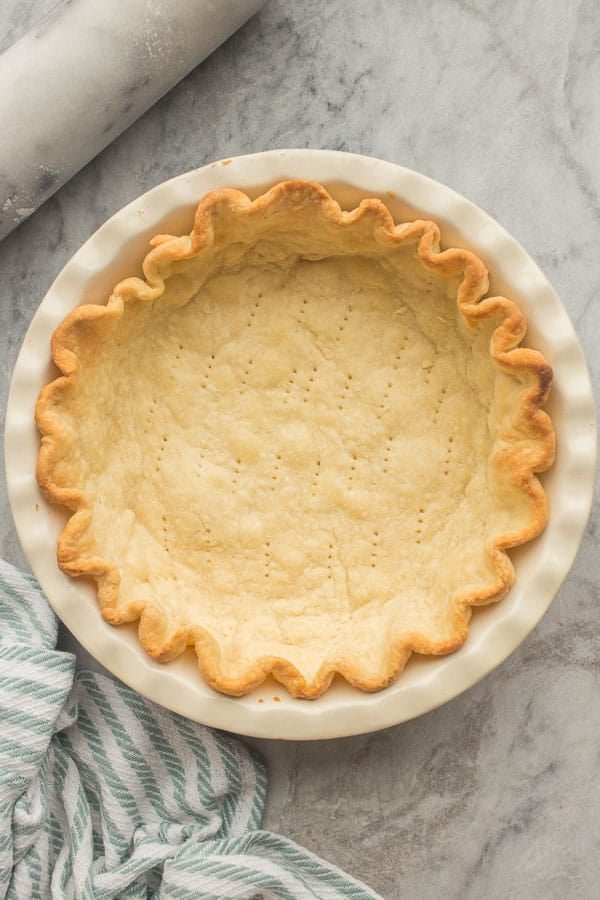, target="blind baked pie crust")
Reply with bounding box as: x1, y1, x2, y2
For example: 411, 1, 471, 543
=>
36, 181, 555, 698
